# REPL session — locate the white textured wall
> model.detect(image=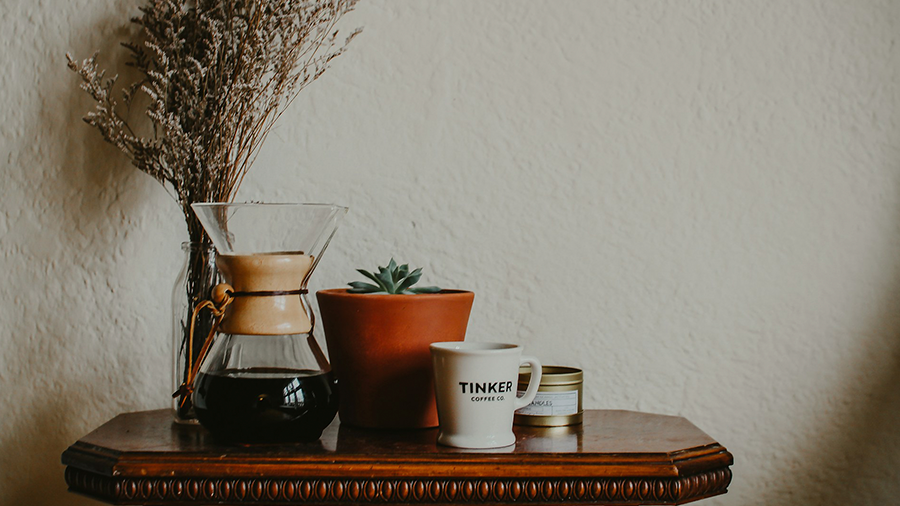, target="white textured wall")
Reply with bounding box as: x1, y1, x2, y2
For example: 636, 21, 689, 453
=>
2, 0, 899, 504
